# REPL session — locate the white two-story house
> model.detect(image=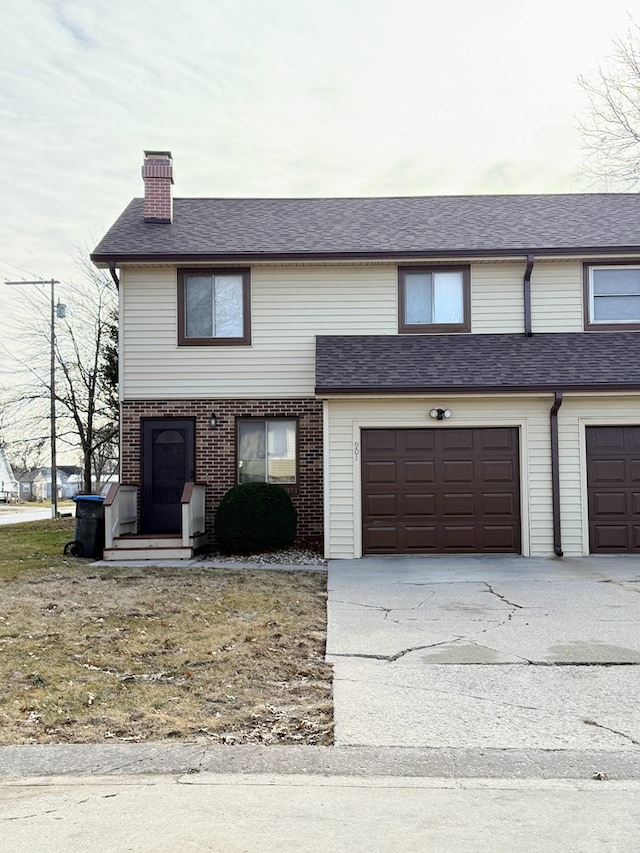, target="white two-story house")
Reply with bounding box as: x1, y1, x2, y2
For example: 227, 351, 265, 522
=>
92, 151, 640, 560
